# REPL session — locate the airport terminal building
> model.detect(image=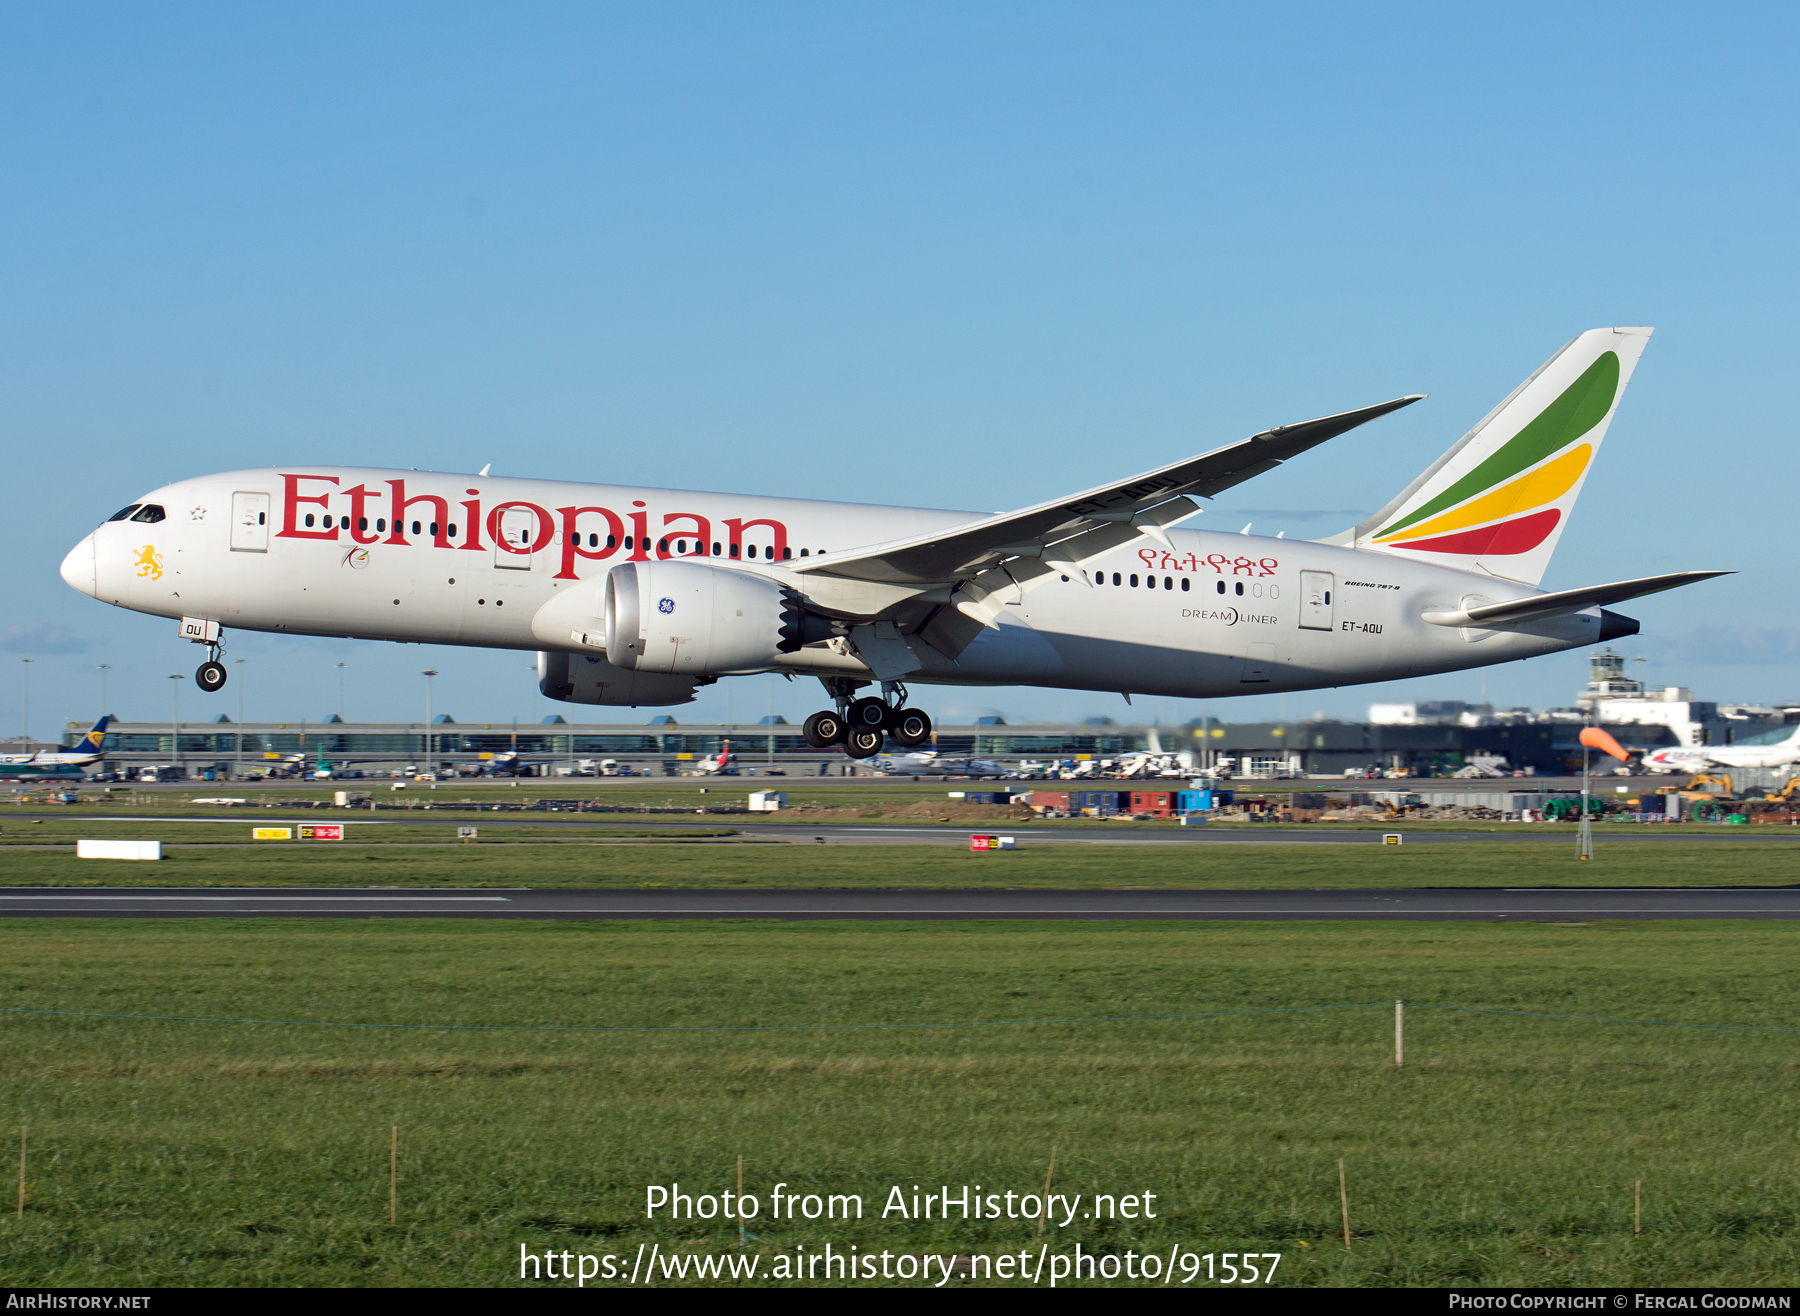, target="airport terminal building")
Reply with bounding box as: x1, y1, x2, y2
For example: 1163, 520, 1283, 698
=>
64, 712, 1690, 778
